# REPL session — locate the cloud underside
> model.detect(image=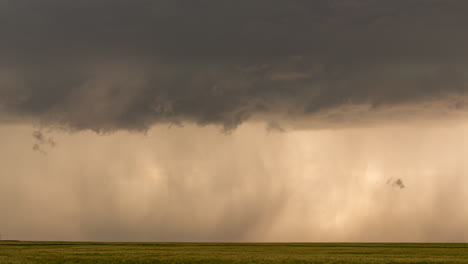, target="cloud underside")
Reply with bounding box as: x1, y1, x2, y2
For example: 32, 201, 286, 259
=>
1, 0, 468, 131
